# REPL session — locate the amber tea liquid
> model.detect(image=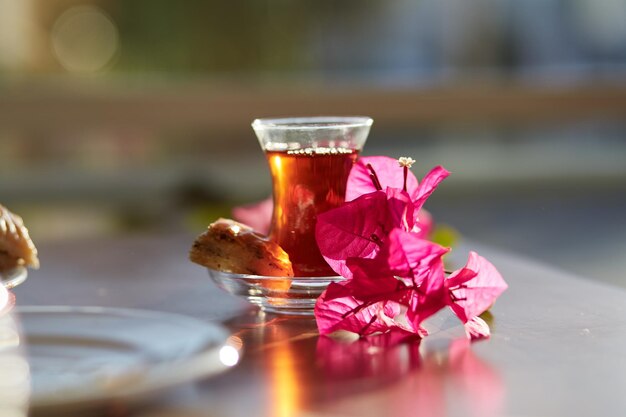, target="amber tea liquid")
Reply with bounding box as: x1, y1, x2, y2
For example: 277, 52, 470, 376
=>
266, 147, 358, 276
